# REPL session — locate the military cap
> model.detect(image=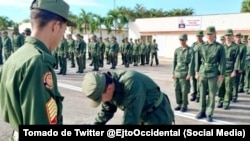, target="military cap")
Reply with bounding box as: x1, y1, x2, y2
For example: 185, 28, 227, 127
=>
196, 30, 203, 37
112, 36, 116, 40
92, 35, 97, 38
24, 28, 31, 32
82, 72, 106, 107
225, 29, 233, 36
179, 34, 188, 40
76, 33, 81, 37
206, 26, 216, 34
3, 31, 8, 34
13, 26, 19, 31
220, 35, 225, 40
30, 0, 75, 26
235, 33, 242, 37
